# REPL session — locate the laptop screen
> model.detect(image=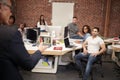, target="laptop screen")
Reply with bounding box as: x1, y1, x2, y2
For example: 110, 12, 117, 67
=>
64, 26, 68, 38
64, 38, 70, 47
